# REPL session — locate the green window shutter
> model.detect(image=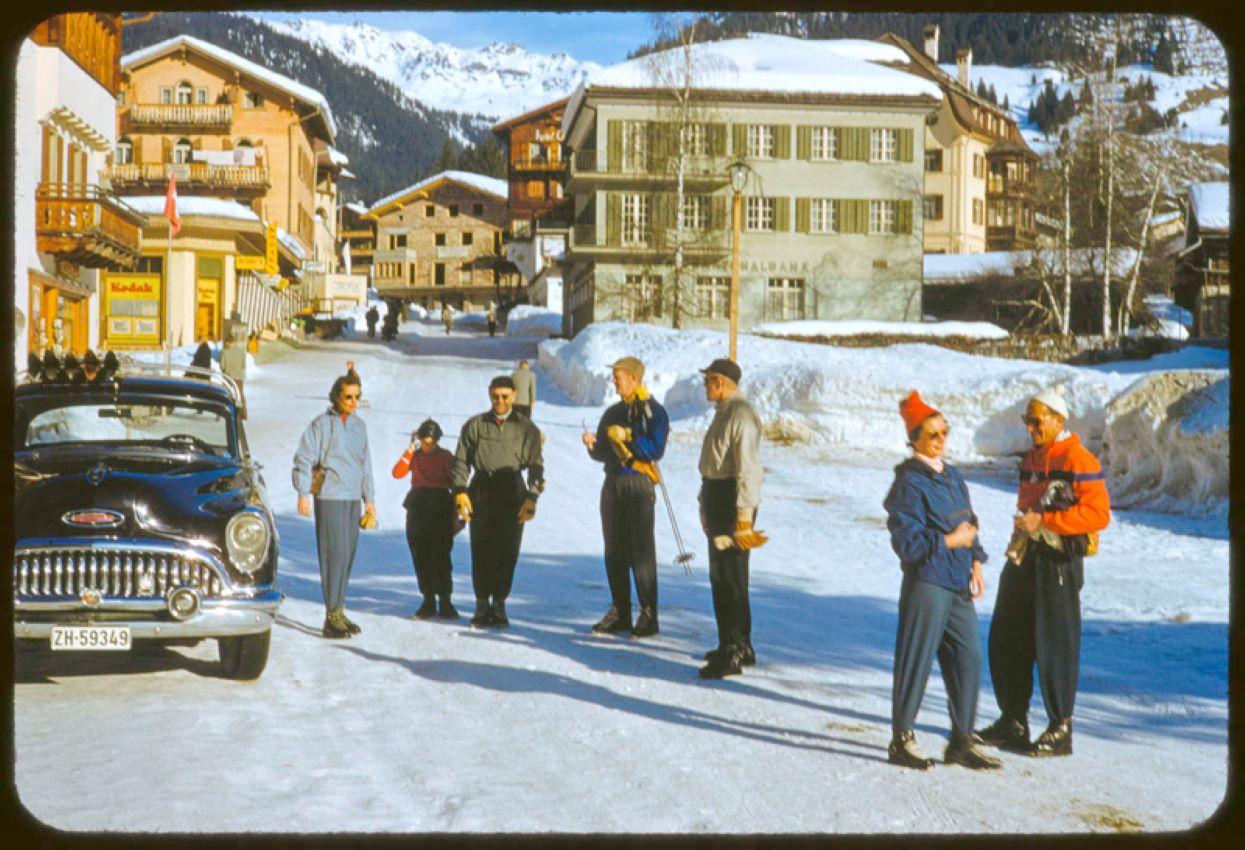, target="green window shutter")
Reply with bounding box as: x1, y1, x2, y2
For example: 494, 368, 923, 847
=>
854, 128, 872, 162
898, 128, 914, 163
896, 200, 913, 234
709, 123, 727, 156
710, 194, 727, 231
606, 193, 621, 246
773, 196, 790, 231
796, 125, 811, 160
607, 120, 622, 173
831, 199, 842, 233
732, 124, 747, 157
795, 197, 810, 233
840, 128, 856, 161
858, 200, 872, 234
774, 125, 791, 159
833, 127, 845, 160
